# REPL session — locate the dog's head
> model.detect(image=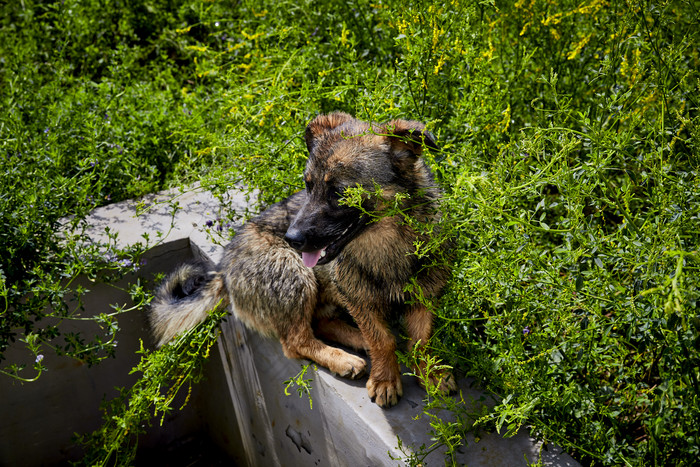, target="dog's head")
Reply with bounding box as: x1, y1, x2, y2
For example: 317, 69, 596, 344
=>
284, 112, 438, 268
